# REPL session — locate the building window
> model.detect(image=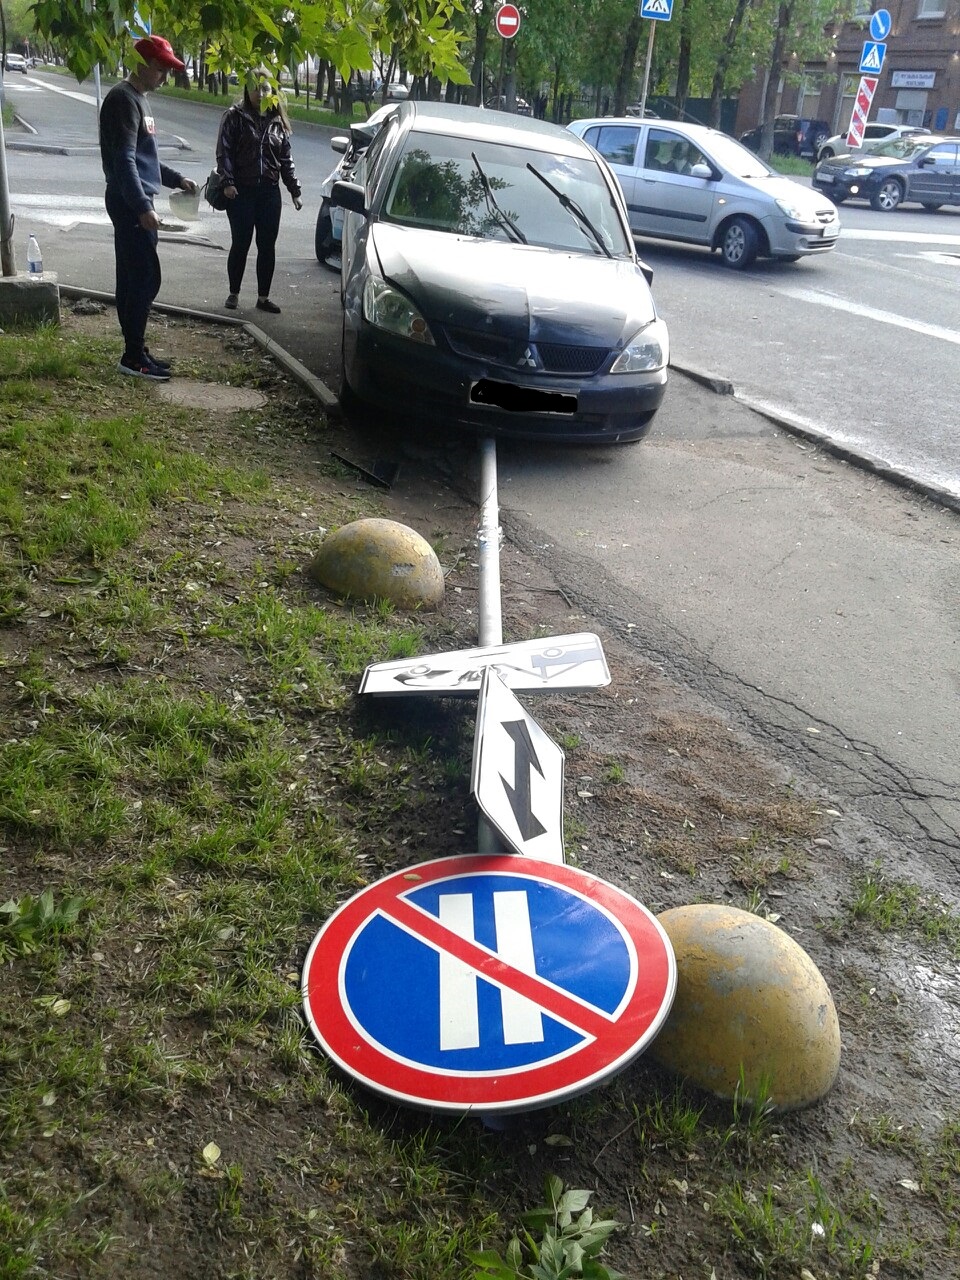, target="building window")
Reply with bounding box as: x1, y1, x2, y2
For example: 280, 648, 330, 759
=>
916, 0, 945, 17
